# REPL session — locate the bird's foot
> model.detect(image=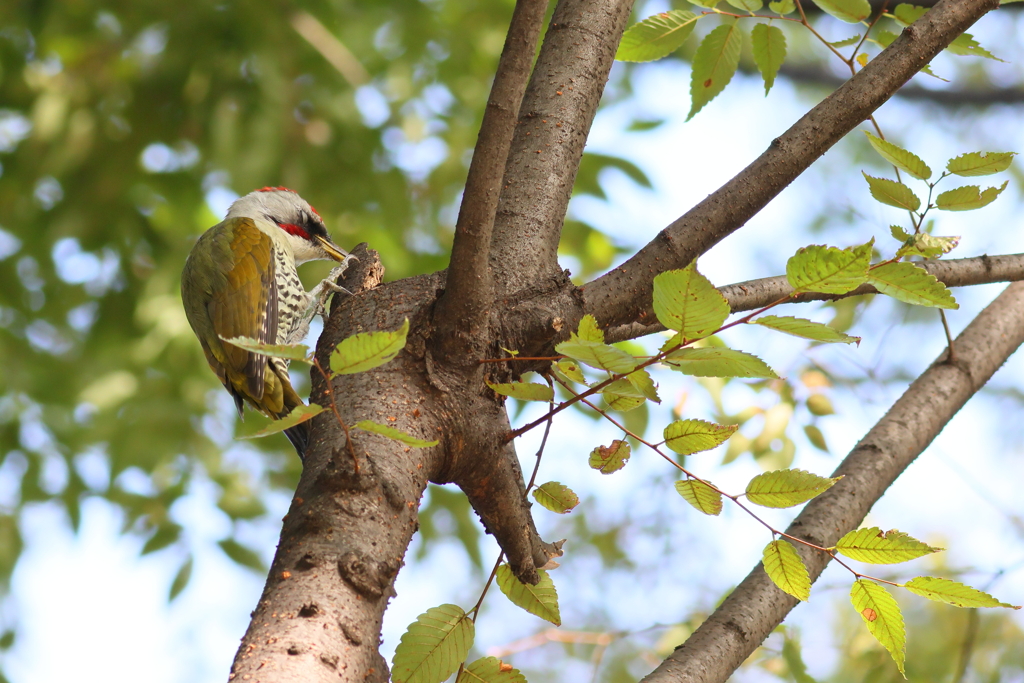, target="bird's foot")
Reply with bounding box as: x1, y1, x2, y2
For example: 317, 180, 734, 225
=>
309, 254, 359, 321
